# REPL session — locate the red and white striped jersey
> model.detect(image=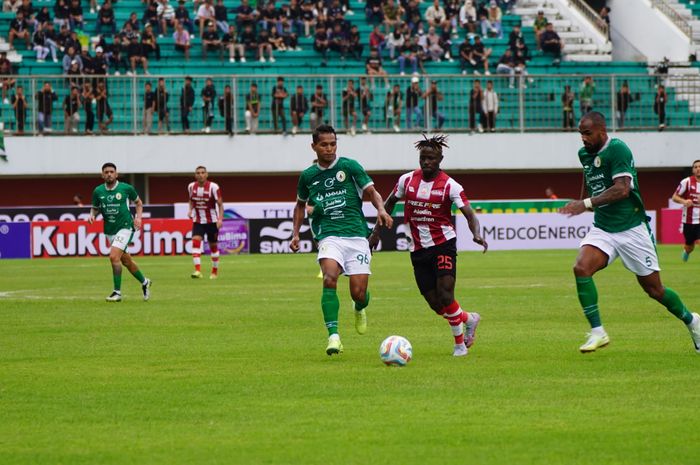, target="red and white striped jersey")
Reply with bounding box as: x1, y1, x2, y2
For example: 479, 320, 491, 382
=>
675, 176, 700, 224
188, 181, 221, 224
393, 169, 469, 252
